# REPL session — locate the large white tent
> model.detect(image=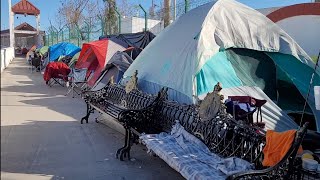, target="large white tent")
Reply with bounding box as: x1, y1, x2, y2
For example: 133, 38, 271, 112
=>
124, 0, 320, 132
